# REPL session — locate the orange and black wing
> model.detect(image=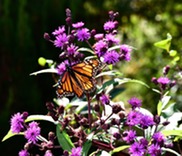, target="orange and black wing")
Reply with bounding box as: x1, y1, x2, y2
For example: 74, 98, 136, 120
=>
56, 71, 84, 98
57, 59, 101, 98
